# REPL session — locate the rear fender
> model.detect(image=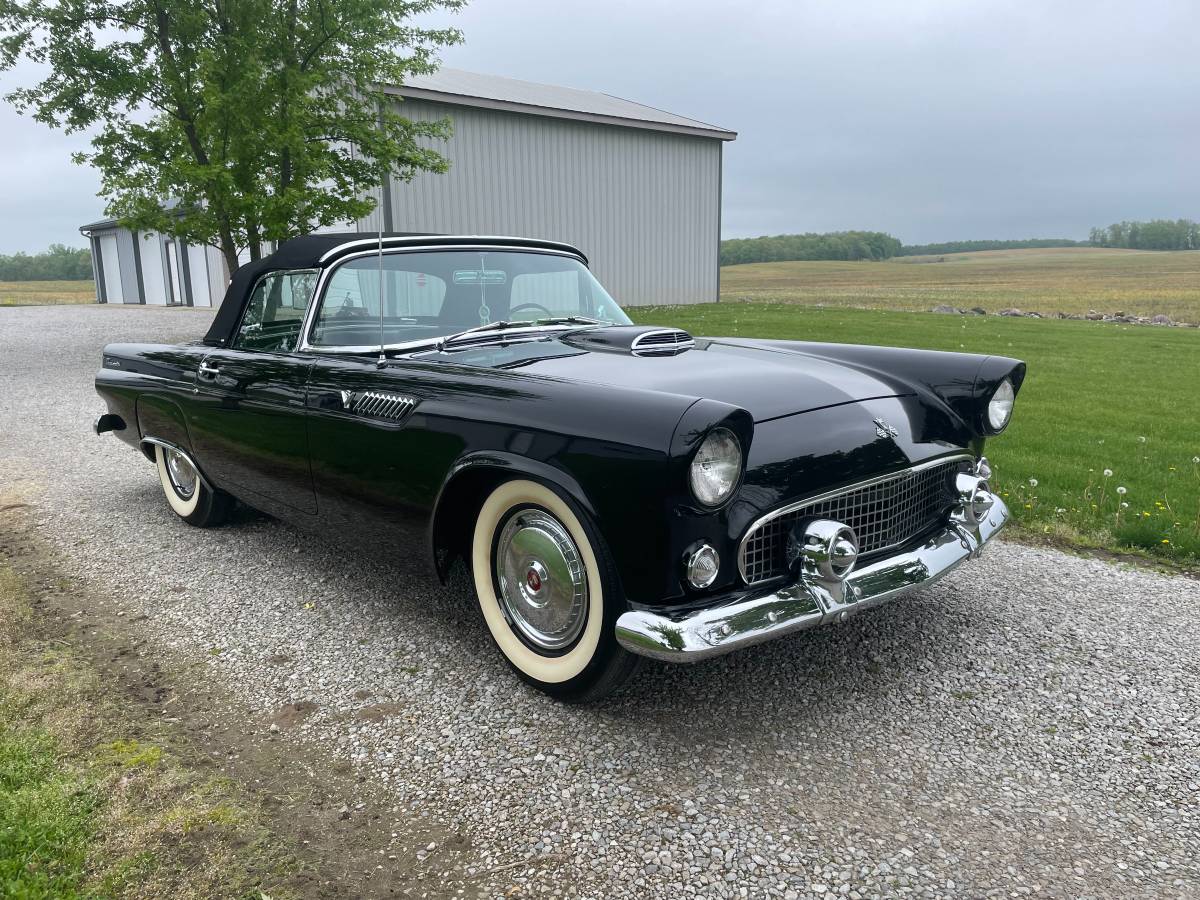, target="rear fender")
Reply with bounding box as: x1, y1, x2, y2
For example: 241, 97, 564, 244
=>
136, 395, 193, 462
